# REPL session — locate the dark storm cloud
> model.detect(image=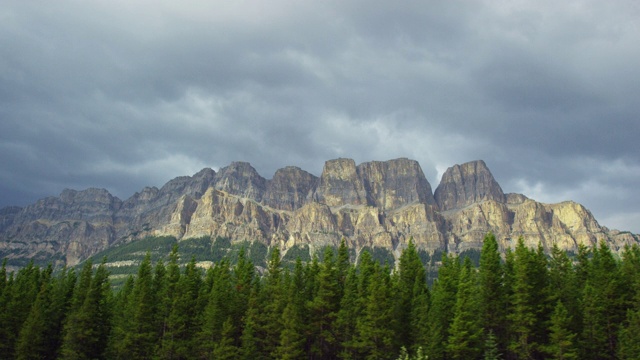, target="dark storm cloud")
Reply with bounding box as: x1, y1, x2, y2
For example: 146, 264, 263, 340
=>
1, 0, 640, 232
